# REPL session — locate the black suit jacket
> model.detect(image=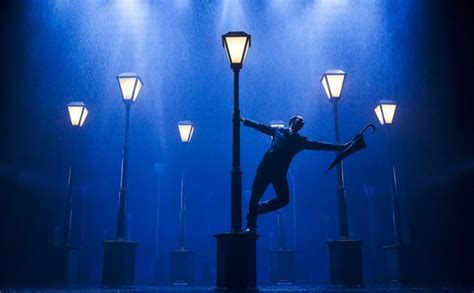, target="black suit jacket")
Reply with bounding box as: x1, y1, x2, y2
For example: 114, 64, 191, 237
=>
243, 118, 345, 175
